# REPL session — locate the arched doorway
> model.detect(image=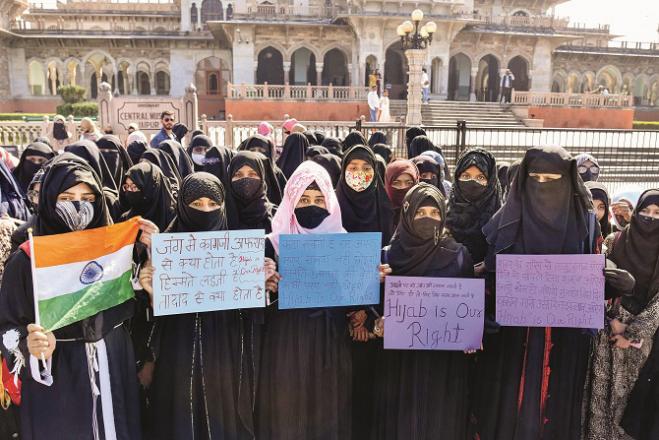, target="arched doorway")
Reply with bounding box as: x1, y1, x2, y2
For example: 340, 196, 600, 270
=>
155, 71, 170, 95
364, 55, 377, 87
448, 53, 471, 101
384, 41, 407, 99
28, 62, 46, 96
256, 47, 284, 84
200, 0, 223, 23
551, 72, 566, 93
289, 47, 316, 85
136, 71, 150, 95
596, 66, 622, 93
507, 56, 529, 91
581, 72, 595, 93
476, 54, 499, 102
431, 57, 443, 95
47, 62, 61, 96
322, 49, 348, 86
566, 72, 581, 93
634, 76, 649, 106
